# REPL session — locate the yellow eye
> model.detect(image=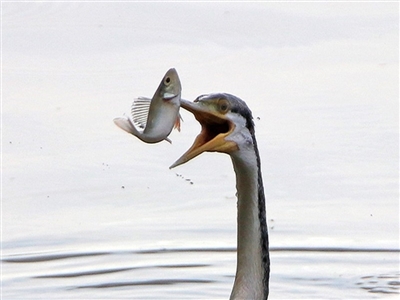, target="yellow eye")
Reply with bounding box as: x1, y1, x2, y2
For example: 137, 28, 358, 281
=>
218, 99, 229, 113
